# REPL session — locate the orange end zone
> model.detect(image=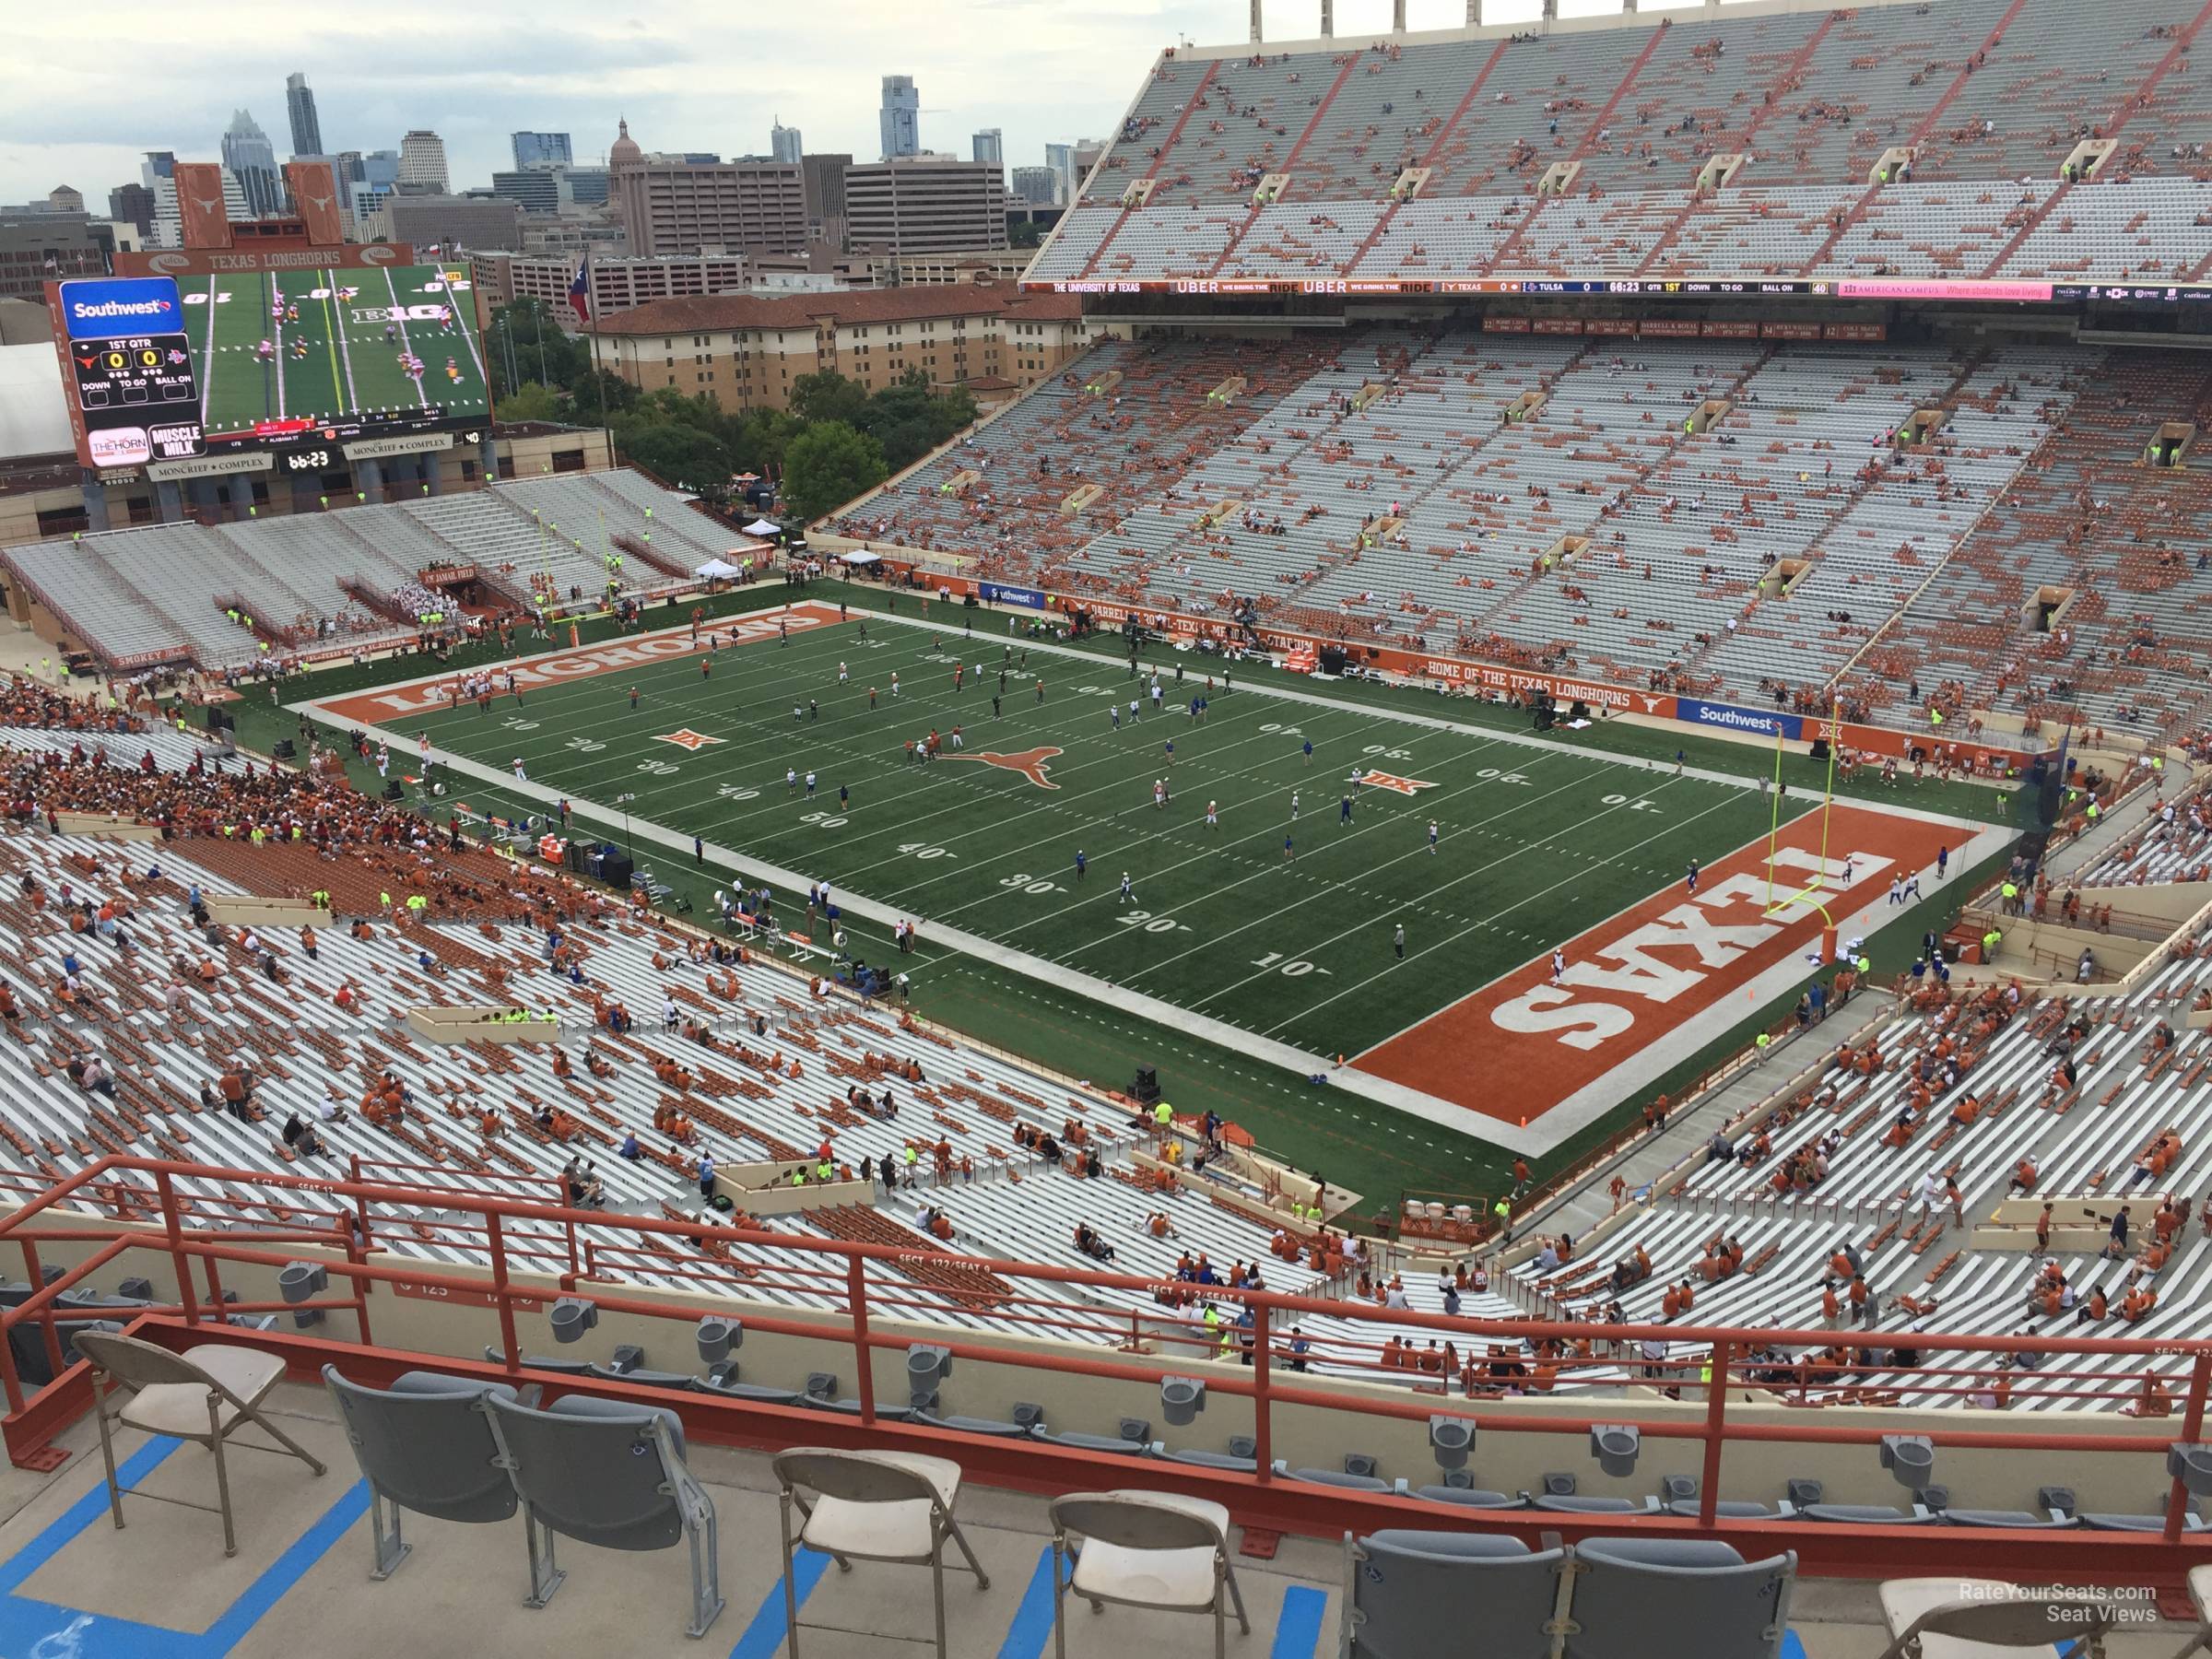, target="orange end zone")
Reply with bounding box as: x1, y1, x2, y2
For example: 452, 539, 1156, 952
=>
1352, 805, 1960, 1127
310, 602, 846, 727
